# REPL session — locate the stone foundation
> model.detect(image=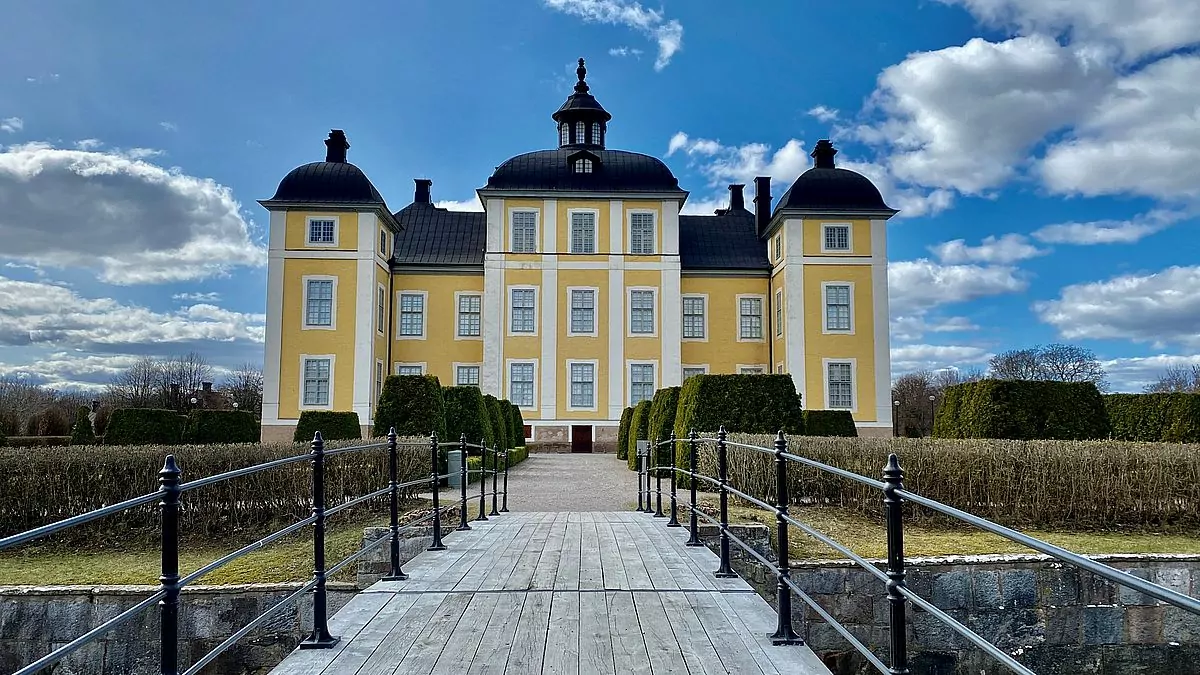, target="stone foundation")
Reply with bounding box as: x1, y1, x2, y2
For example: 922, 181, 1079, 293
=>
855, 425, 894, 439
259, 423, 295, 444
